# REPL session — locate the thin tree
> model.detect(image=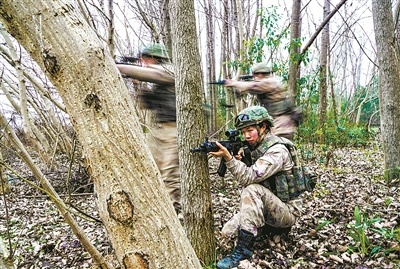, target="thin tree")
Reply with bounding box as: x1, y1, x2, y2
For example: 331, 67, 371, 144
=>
287, 0, 302, 100
0, 112, 112, 269
318, 0, 330, 137
203, 0, 217, 133
0, 29, 54, 164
